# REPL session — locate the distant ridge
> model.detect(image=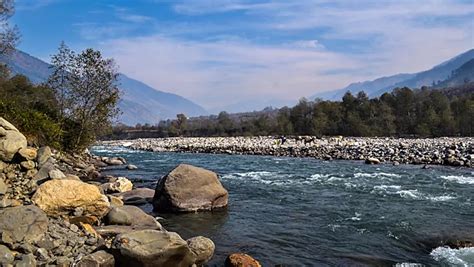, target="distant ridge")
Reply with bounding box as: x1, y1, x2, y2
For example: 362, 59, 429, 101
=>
311, 49, 474, 100
0, 50, 208, 125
